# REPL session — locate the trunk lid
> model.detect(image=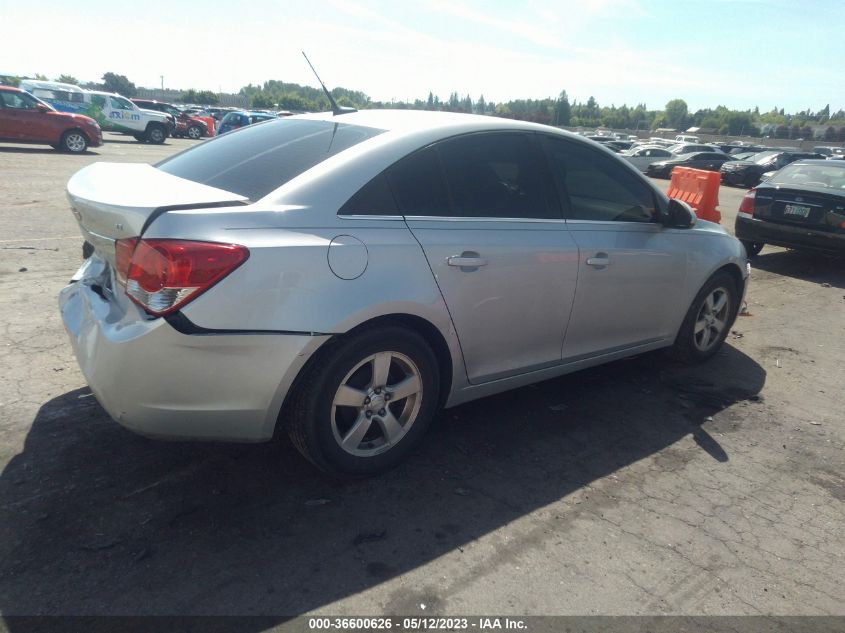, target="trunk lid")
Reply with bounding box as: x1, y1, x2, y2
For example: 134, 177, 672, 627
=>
66, 162, 248, 255
754, 186, 845, 233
